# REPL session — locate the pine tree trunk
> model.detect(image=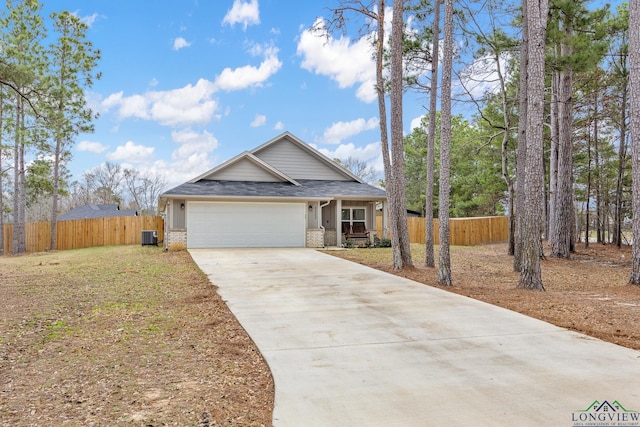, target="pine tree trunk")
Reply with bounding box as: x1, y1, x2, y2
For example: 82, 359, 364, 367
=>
548, 72, 559, 246
552, 46, 574, 258
615, 80, 628, 248
50, 134, 62, 251
12, 96, 26, 255
424, 0, 440, 268
504, 142, 515, 256
514, 0, 529, 272
518, 0, 547, 291
551, 16, 574, 258
374, 0, 402, 268
585, 127, 592, 248
436, 0, 454, 286
390, 0, 413, 269
17, 114, 26, 254
629, 0, 640, 285
594, 119, 602, 243
12, 98, 19, 255
494, 24, 515, 256
0, 93, 4, 256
